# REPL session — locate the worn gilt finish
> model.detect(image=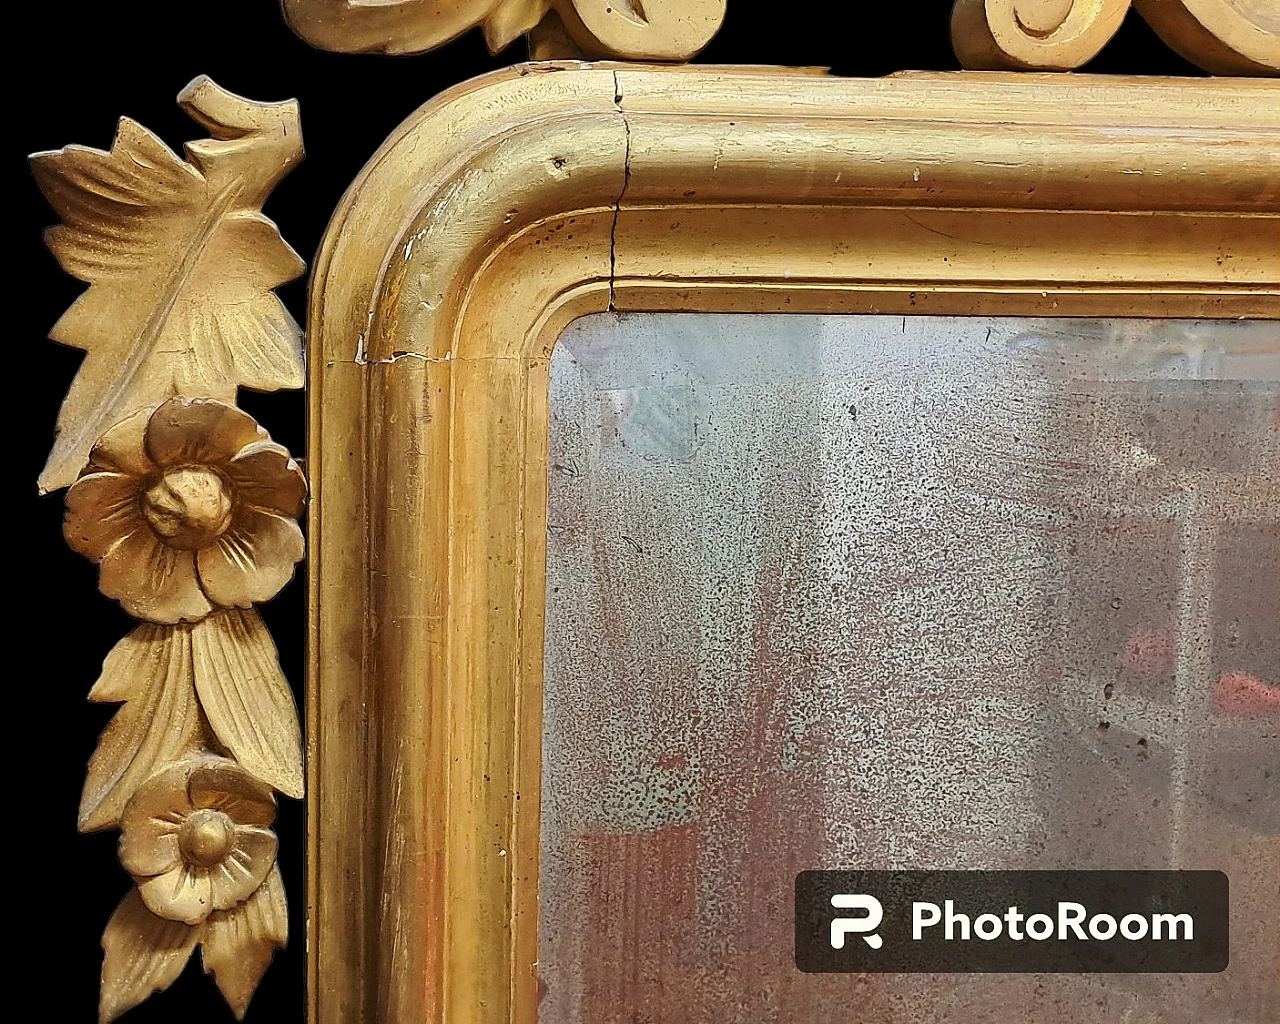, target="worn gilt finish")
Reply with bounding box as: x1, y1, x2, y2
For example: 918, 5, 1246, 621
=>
33, 79, 306, 1021
282, 0, 1280, 71
306, 64, 1279, 1024
1135, 0, 1280, 75
283, 0, 726, 59
951, 0, 1280, 72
